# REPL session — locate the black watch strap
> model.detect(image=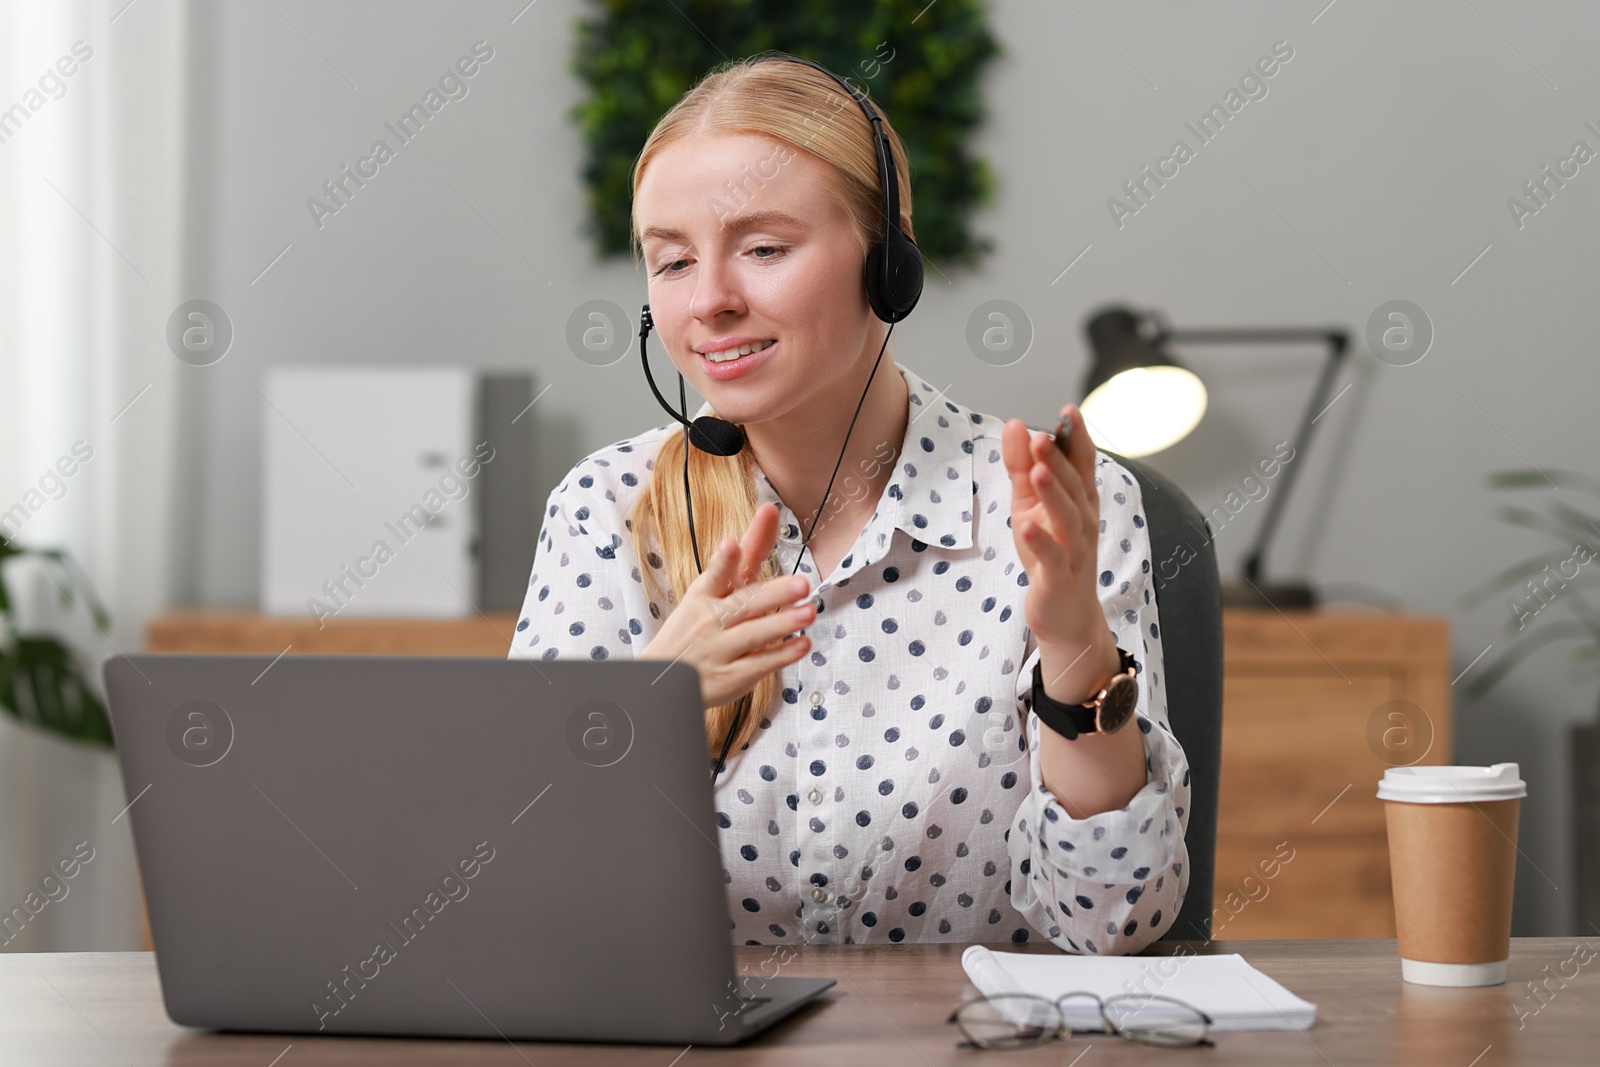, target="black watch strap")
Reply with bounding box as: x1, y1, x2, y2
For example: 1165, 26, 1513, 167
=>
1030, 659, 1098, 740
1030, 645, 1139, 740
